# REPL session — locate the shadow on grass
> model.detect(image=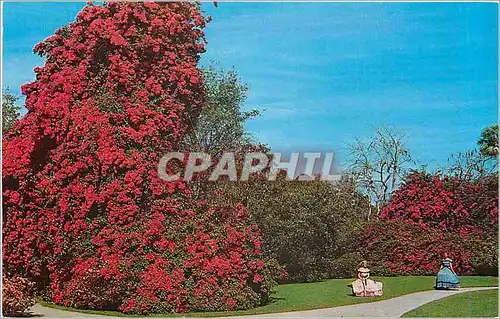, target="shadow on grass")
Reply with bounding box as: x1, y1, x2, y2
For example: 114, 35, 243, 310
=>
9, 313, 44, 318
268, 296, 285, 303
347, 283, 356, 296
